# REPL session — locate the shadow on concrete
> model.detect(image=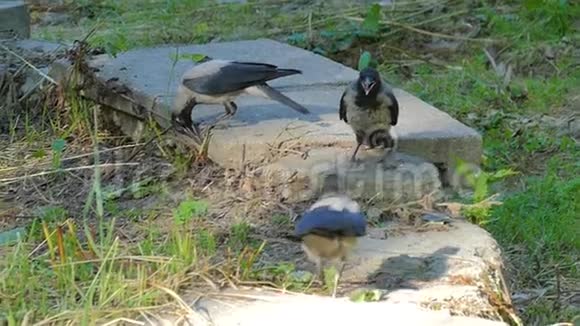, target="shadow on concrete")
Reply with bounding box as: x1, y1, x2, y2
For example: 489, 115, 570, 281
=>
191, 103, 335, 126
368, 246, 460, 291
